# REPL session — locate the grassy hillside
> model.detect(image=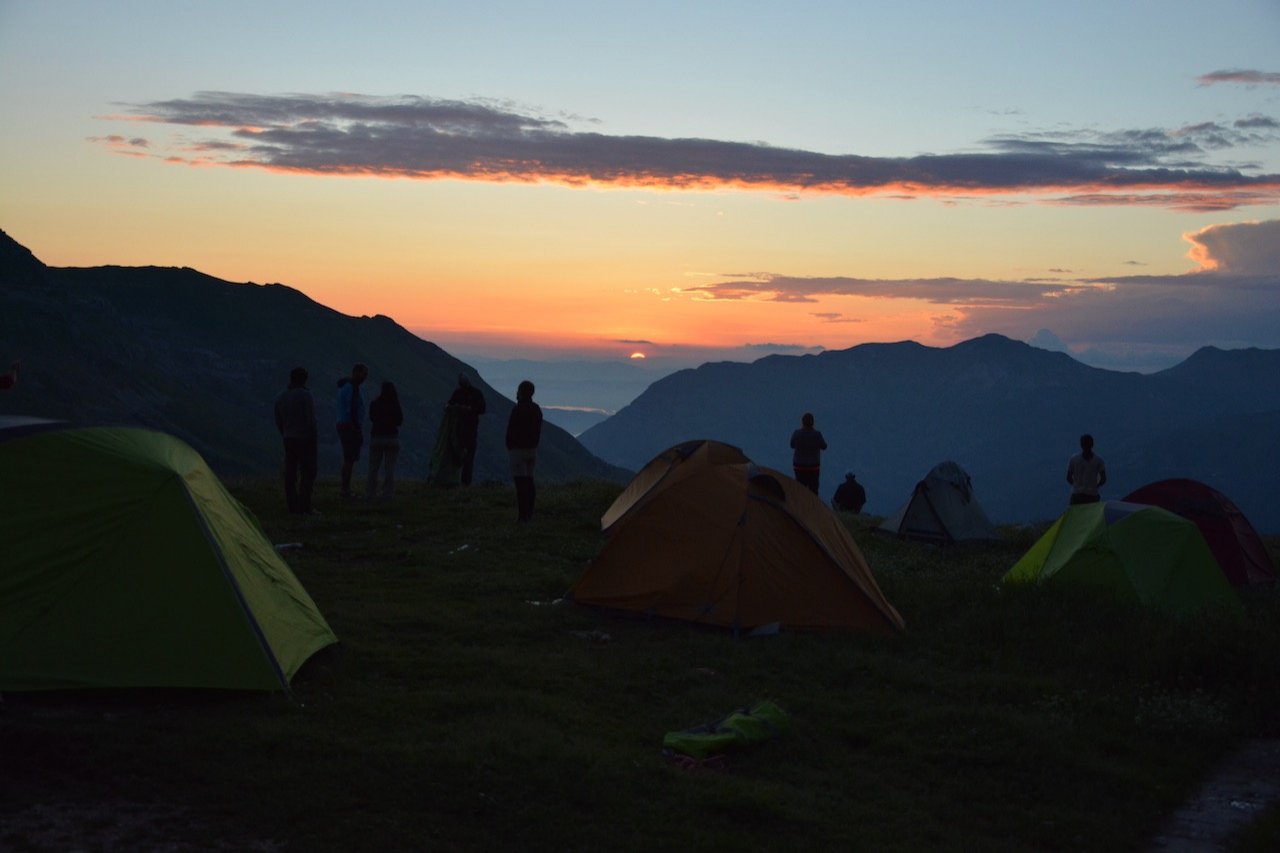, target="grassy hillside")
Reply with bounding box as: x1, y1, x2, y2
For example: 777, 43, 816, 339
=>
3, 478, 1279, 850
